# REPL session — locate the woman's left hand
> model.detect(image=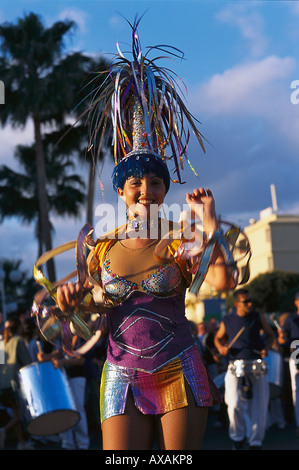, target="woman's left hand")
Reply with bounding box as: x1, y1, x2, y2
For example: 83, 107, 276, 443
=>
186, 187, 218, 234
